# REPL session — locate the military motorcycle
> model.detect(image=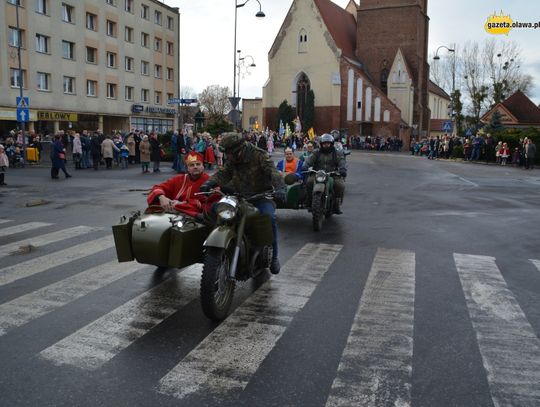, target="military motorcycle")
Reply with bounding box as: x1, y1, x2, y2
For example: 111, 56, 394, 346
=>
112, 207, 210, 269
276, 169, 340, 232
197, 190, 275, 321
